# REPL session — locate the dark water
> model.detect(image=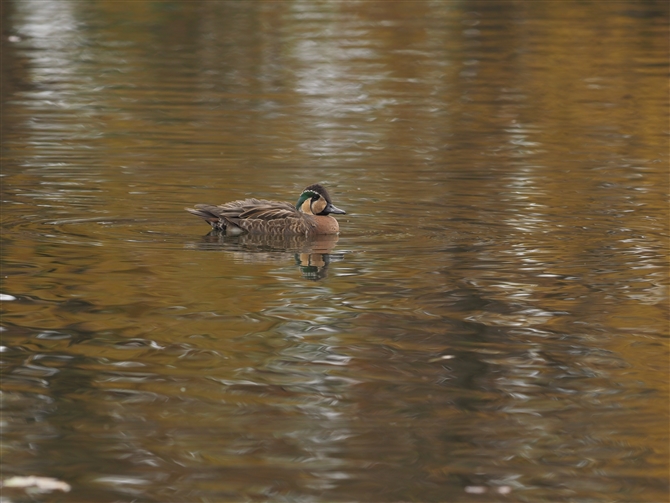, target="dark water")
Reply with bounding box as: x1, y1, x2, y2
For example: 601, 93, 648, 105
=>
1, 1, 668, 502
